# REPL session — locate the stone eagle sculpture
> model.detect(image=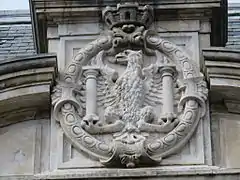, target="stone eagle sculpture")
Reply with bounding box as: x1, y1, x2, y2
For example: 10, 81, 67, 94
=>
52, 3, 208, 168
81, 50, 179, 136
